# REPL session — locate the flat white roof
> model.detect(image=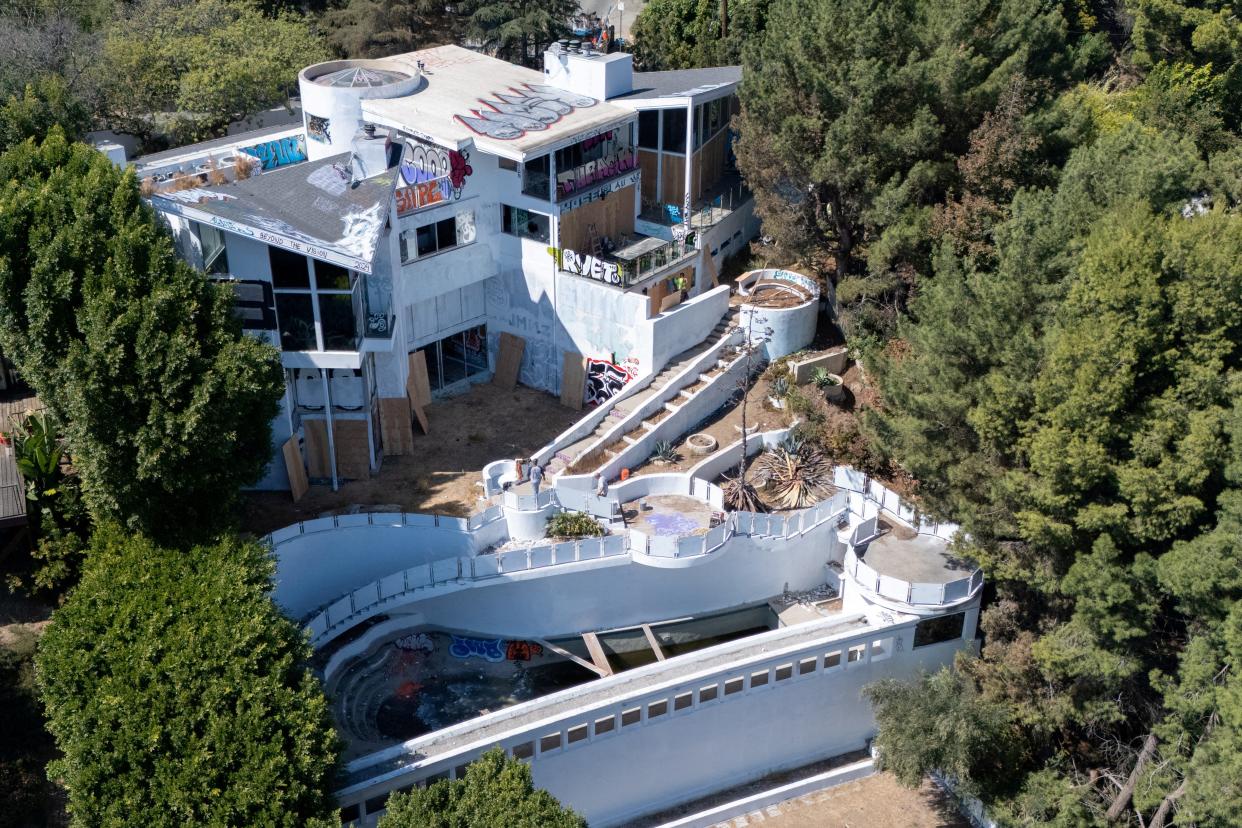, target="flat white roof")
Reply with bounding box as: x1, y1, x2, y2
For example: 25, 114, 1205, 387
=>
361, 45, 635, 162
